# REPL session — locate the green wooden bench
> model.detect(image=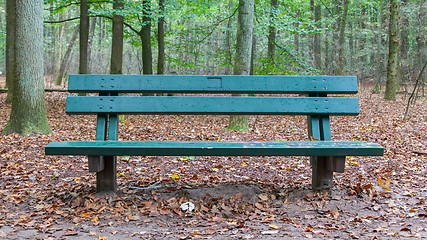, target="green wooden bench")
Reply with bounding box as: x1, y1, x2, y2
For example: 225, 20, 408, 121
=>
45, 75, 384, 192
